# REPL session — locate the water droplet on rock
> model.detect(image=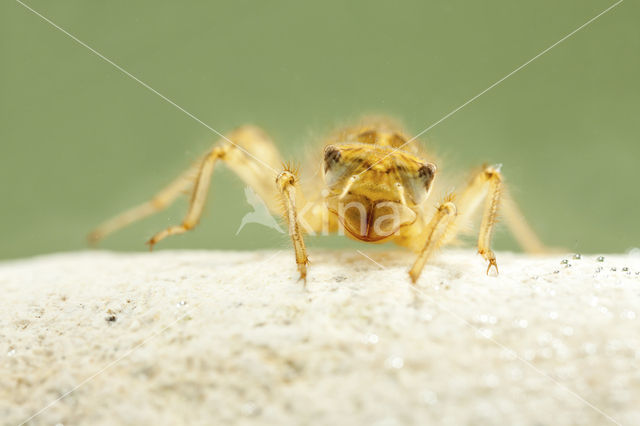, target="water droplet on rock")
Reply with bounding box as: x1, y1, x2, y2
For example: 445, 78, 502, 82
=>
561, 259, 569, 265
241, 402, 260, 417
573, 253, 582, 260
597, 256, 605, 262
7, 349, 16, 357
420, 390, 438, 405
421, 312, 433, 322
500, 349, 517, 360
509, 367, 523, 380
537, 332, 552, 345
584, 343, 597, 355
477, 328, 493, 339
386, 356, 404, 369
483, 373, 500, 388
